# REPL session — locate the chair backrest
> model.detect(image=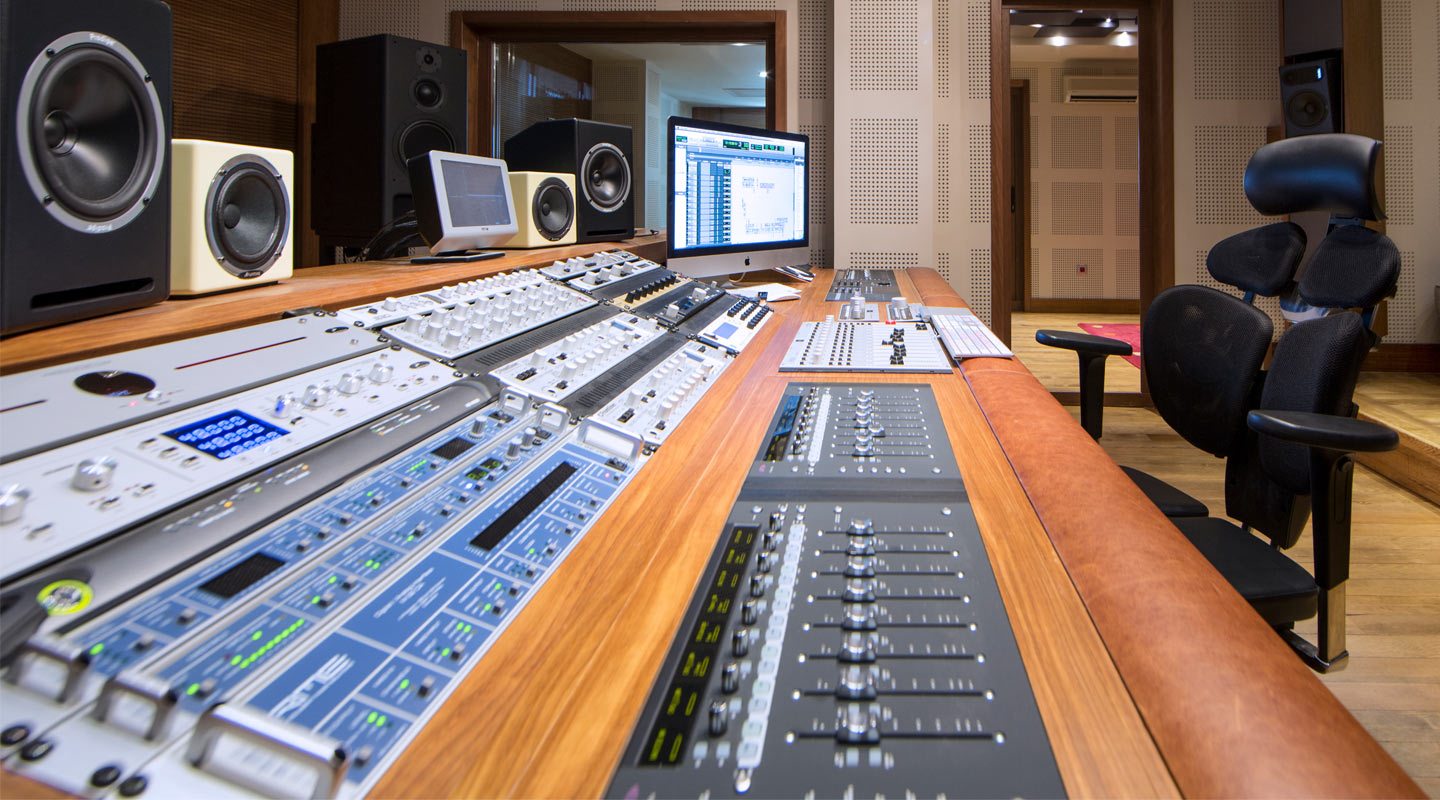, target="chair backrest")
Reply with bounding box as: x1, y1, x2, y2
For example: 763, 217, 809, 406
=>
1206, 221, 1307, 299
1142, 285, 1273, 458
